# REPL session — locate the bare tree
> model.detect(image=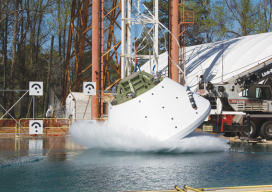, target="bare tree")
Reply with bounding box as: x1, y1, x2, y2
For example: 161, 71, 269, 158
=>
7, 0, 19, 118
224, 0, 258, 37
256, 0, 272, 33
